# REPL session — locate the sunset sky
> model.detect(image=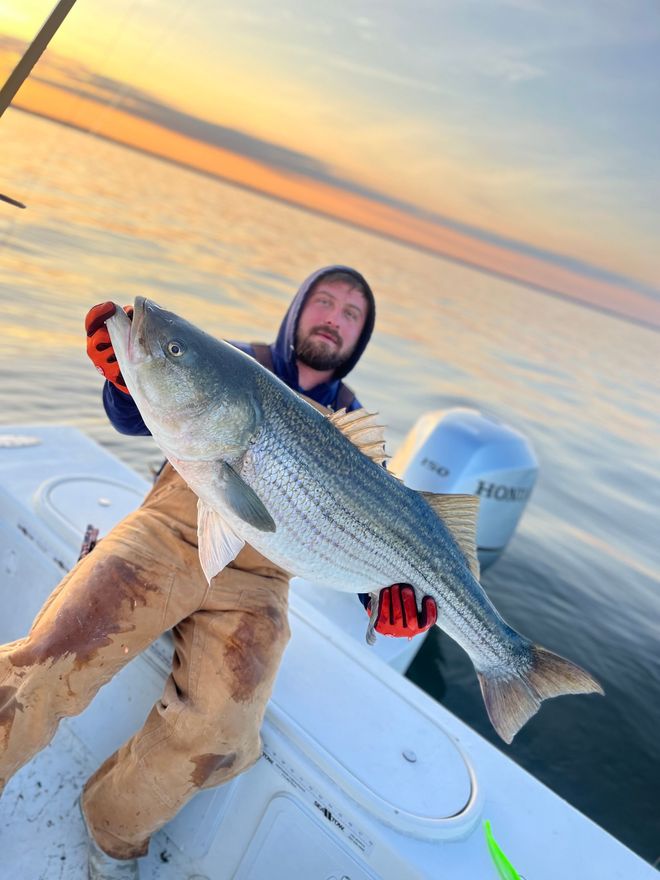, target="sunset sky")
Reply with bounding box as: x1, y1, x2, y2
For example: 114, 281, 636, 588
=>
1, 0, 659, 326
